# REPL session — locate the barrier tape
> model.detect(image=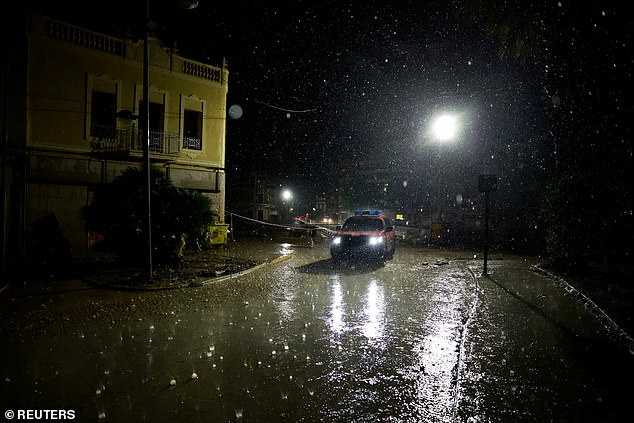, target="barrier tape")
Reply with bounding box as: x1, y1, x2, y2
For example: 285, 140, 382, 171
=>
227, 212, 337, 235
